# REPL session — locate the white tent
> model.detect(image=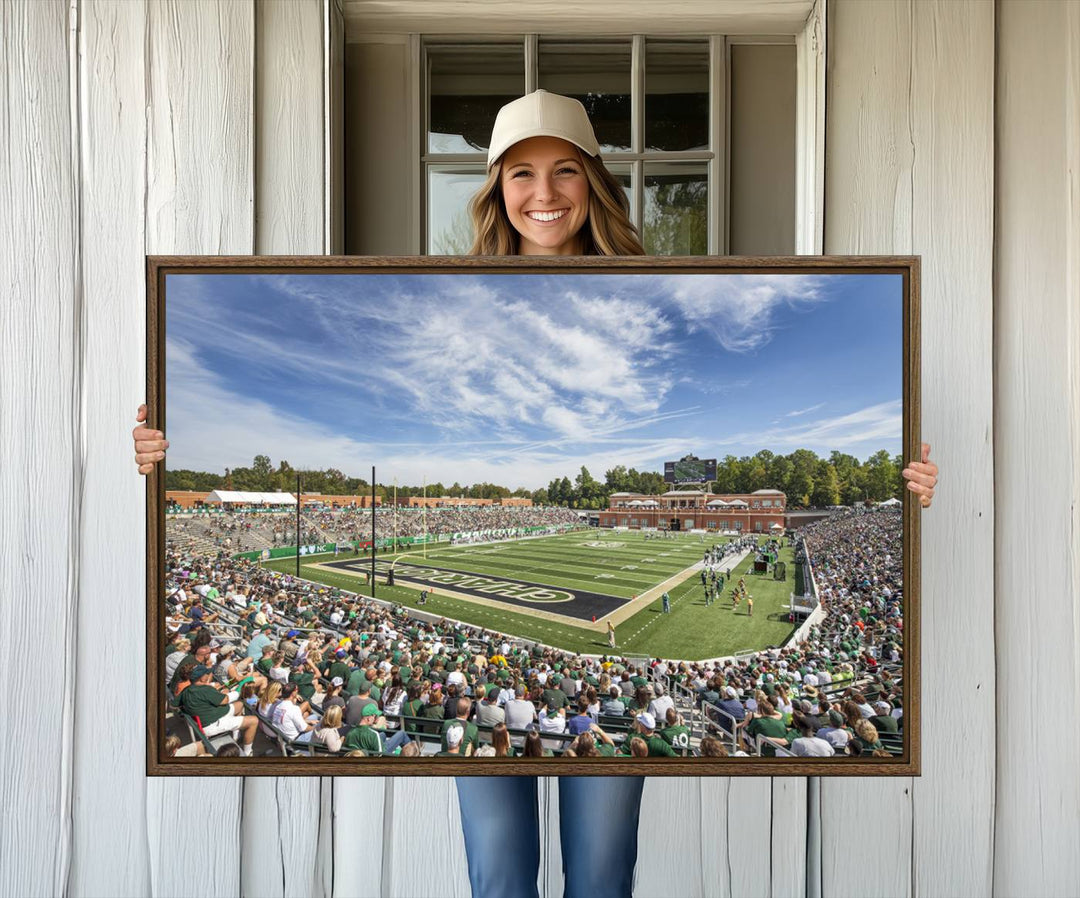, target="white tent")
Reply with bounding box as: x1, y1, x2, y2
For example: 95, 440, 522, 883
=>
770, 523, 784, 530
878, 497, 902, 506
707, 499, 728, 507
728, 499, 749, 507
205, 490, 297, 505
